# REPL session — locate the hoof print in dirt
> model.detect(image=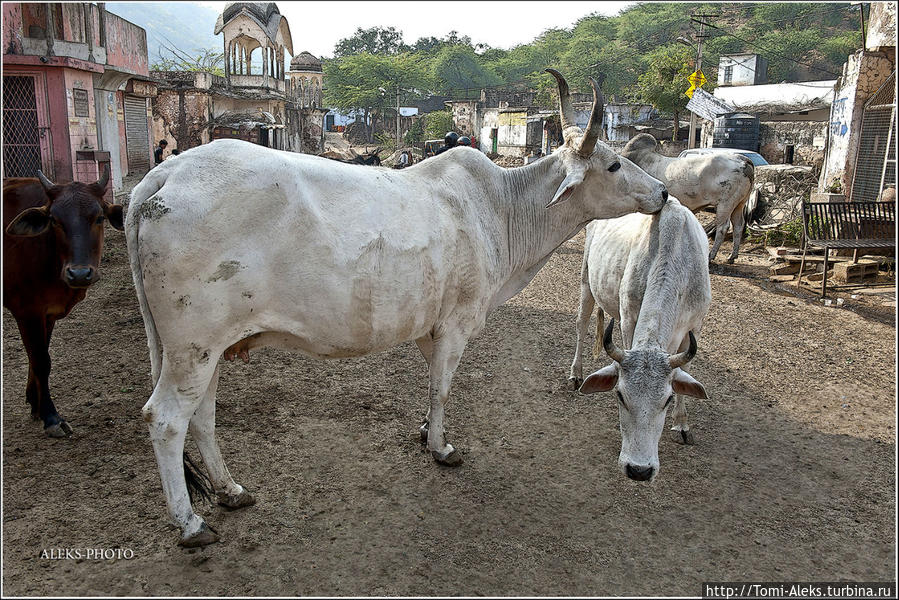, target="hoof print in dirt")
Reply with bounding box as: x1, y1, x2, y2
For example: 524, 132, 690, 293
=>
179, 523, 219, 548
45, 421, 73, 438
669, 428, 695, 445
217, 489, 256, 510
